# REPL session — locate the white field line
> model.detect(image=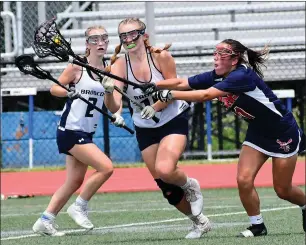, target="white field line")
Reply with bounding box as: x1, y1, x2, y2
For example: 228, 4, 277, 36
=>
0, 194, 283, 207
1, 205, 298, 241
1, 222, 249, 237
0, 195, 286, 214
0, 205, 241, 217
